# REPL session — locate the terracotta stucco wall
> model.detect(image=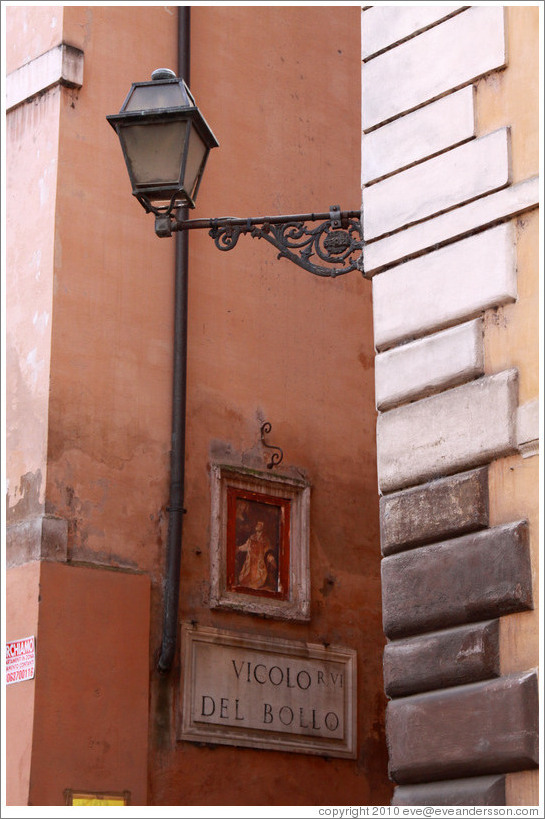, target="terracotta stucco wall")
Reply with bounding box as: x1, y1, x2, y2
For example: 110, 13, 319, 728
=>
7, 4, 388, 807
5, 4, 64, 73
6, 5, 62, 536
5, 563, 41, 805
45, 4, 178, 571
147, 5, 388, 806
6, 6, 63, 803
6, 5, 172, 805
28, 563, 150, 806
